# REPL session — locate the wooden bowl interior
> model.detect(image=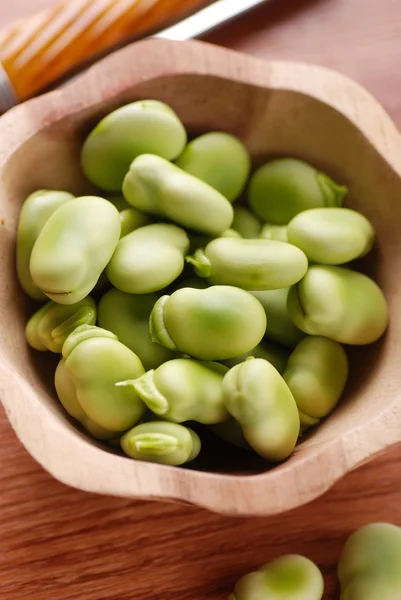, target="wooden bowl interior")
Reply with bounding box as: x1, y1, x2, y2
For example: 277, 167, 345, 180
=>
2, 71, 401, 479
